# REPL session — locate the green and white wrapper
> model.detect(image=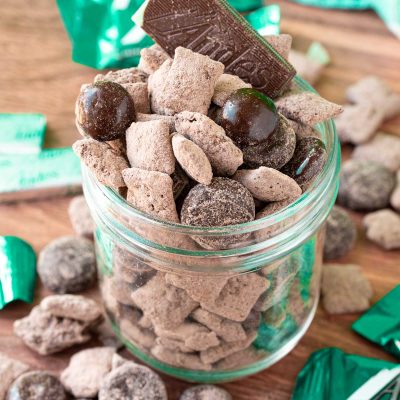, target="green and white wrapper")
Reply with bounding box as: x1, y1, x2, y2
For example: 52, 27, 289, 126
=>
0, 236, 36, 310
0, 113, 46, 154
353, 285, 400, 359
